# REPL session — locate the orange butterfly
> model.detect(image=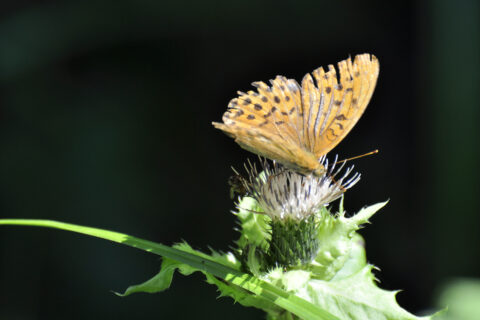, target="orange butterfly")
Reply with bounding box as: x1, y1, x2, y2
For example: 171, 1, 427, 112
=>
213, 53, 379, 176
